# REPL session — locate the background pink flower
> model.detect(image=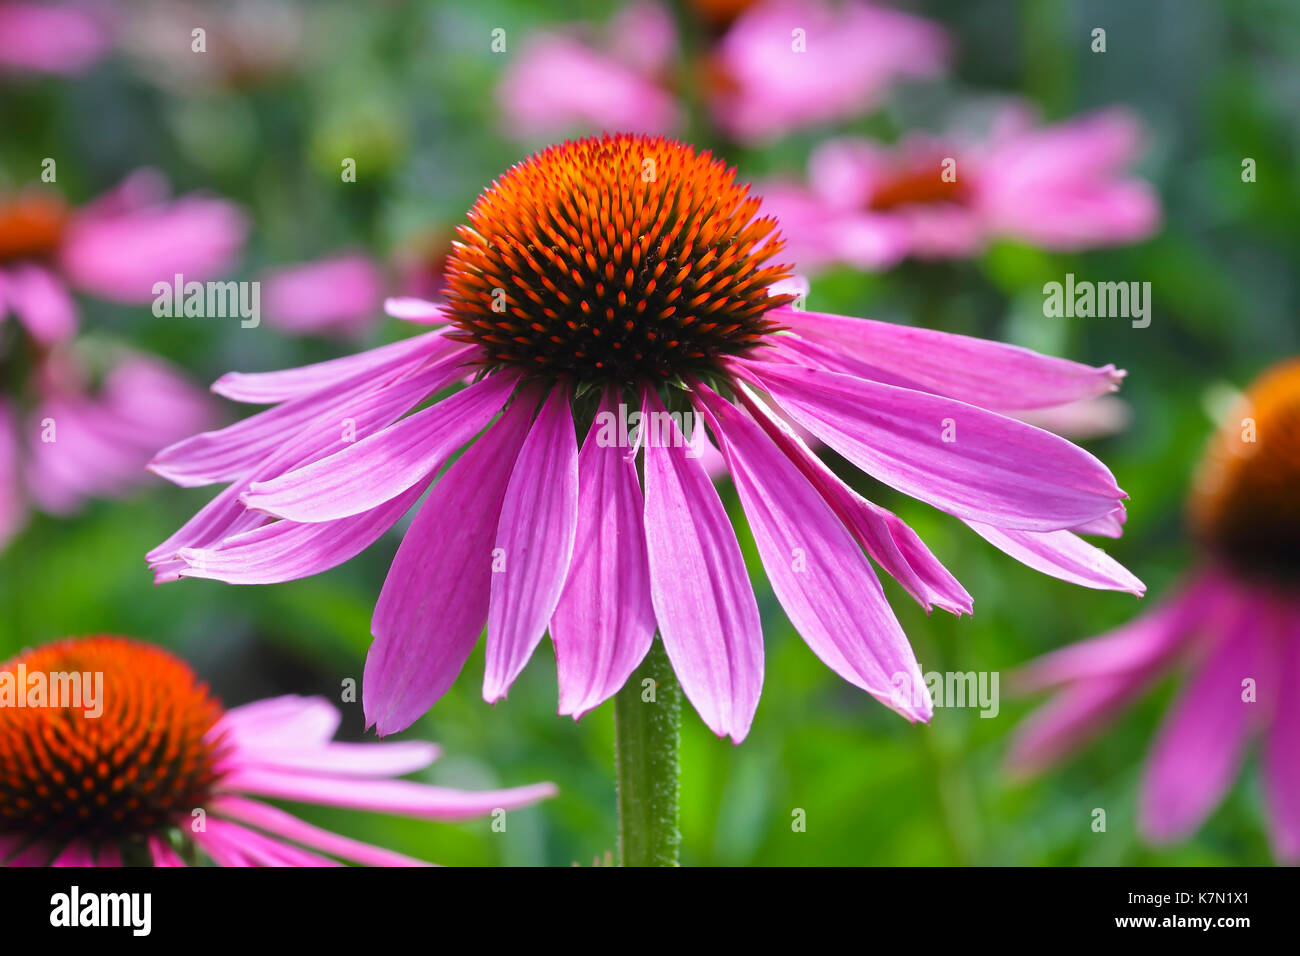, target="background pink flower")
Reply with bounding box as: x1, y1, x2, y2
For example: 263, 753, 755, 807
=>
497, 0, 683, 138
0, 1, 110, 76
0, 635, 556, 867
1009, 359, 1300, 862
760, 105, 1162, 270
0, 169, 247, 343
705, 0, 949, 144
